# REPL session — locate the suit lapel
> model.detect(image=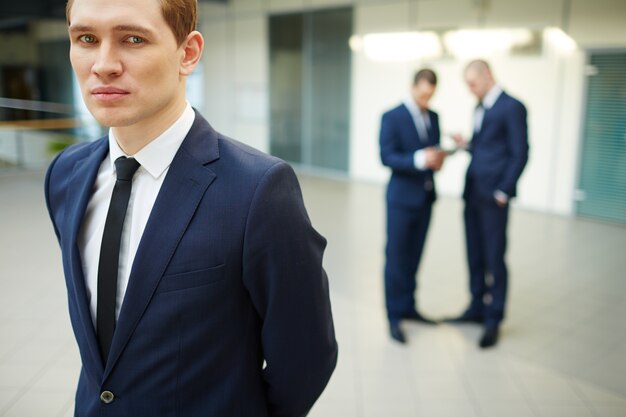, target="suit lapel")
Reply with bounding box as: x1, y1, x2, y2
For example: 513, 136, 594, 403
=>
65, 138, 109, 378
400, 105, 424, 144
103, 113, 219, 380
426, 111, 437, 146
480, 92, 506, 134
